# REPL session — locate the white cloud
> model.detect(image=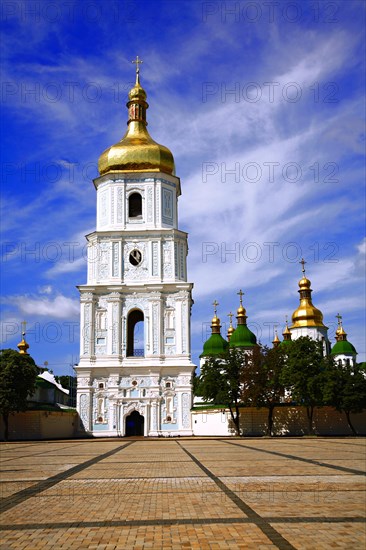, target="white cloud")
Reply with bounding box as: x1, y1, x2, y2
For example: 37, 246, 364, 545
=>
38, 285, 53, 295
12, 295, 79, 320
46, 257, 86, 277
